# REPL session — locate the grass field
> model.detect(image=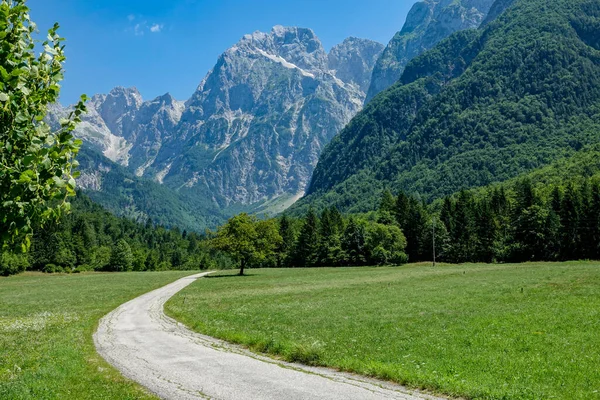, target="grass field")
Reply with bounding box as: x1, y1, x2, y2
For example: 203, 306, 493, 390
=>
0, 271, 194, 399
165, 263, 600, 400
